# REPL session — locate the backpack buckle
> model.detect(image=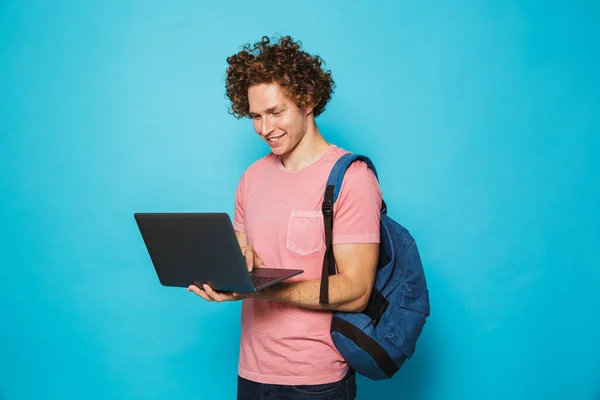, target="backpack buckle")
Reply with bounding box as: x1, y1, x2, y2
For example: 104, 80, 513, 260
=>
322, 201, 333, 216
364, 288, 389, 328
